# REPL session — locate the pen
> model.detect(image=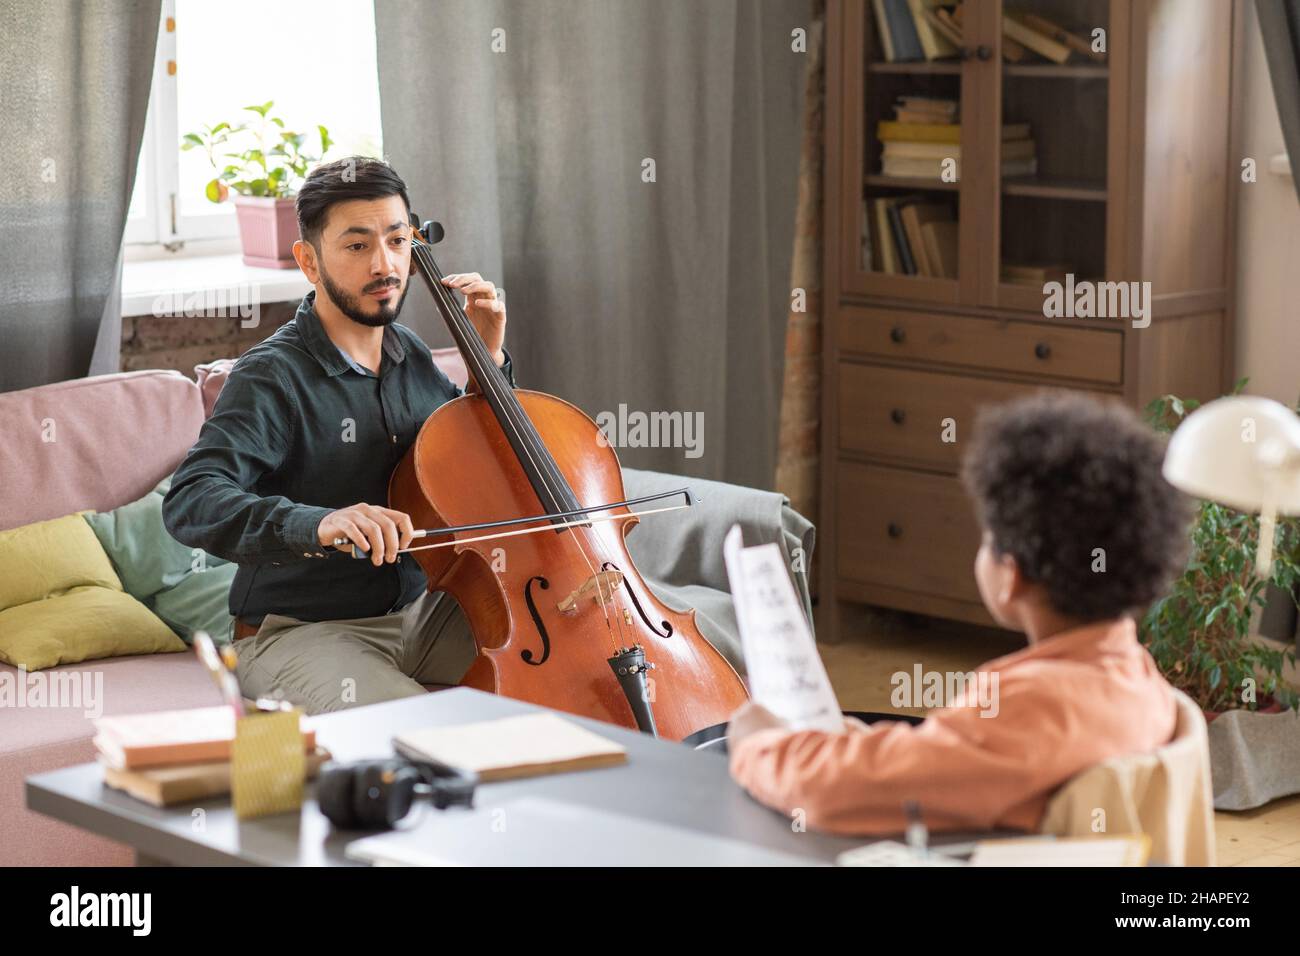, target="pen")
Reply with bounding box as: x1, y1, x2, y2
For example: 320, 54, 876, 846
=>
193, 631, 246, 718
